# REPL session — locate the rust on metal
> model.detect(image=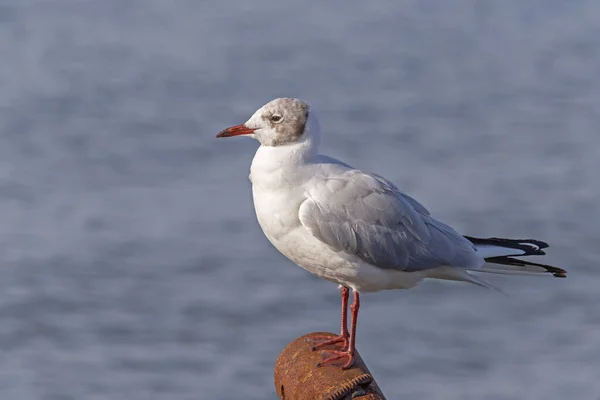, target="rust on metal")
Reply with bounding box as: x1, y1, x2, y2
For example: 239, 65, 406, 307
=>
274, 332, 386, 400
